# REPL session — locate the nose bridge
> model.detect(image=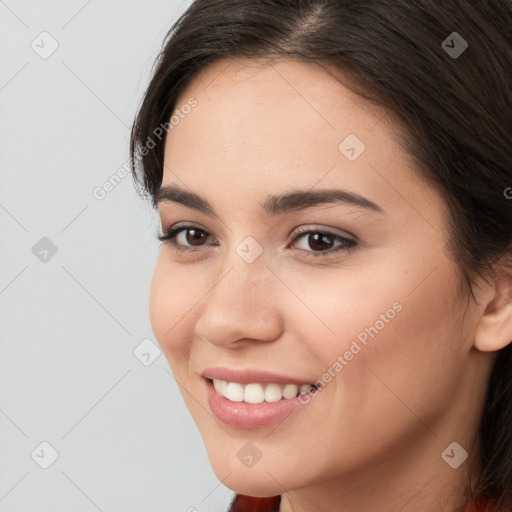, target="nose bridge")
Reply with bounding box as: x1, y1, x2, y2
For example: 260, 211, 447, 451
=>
213, 234, 270, 305
195, 241, 283, 346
